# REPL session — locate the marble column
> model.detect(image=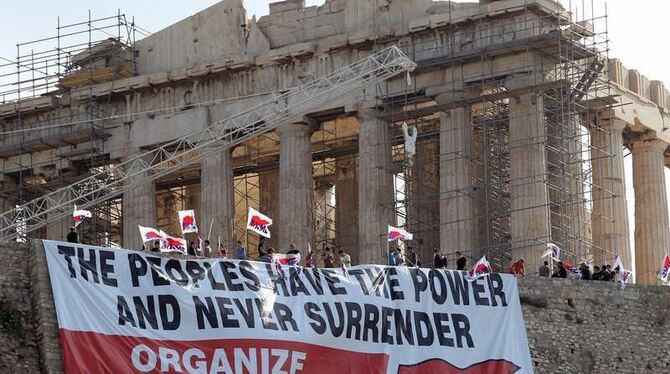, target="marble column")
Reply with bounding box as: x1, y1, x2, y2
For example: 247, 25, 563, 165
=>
509, 93, 550, 268
277, 123, 314, 251
46, 191, 72, 242
358, 109, 394, 264
122, 168, 156, 250
632, 137, 669, 284
440, 108, 477, 258
335, 155, 359, 263
201, 148, 235, 252
259, 168, 280, 249
410, 137, 440, 262
590, 119, 631, 268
